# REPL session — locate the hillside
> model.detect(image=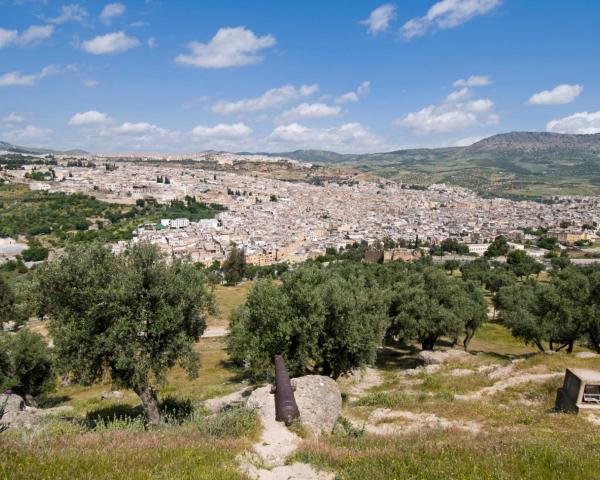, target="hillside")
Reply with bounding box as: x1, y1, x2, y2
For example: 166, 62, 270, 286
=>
0, 140, 89, 156
269, 132, 600, 198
